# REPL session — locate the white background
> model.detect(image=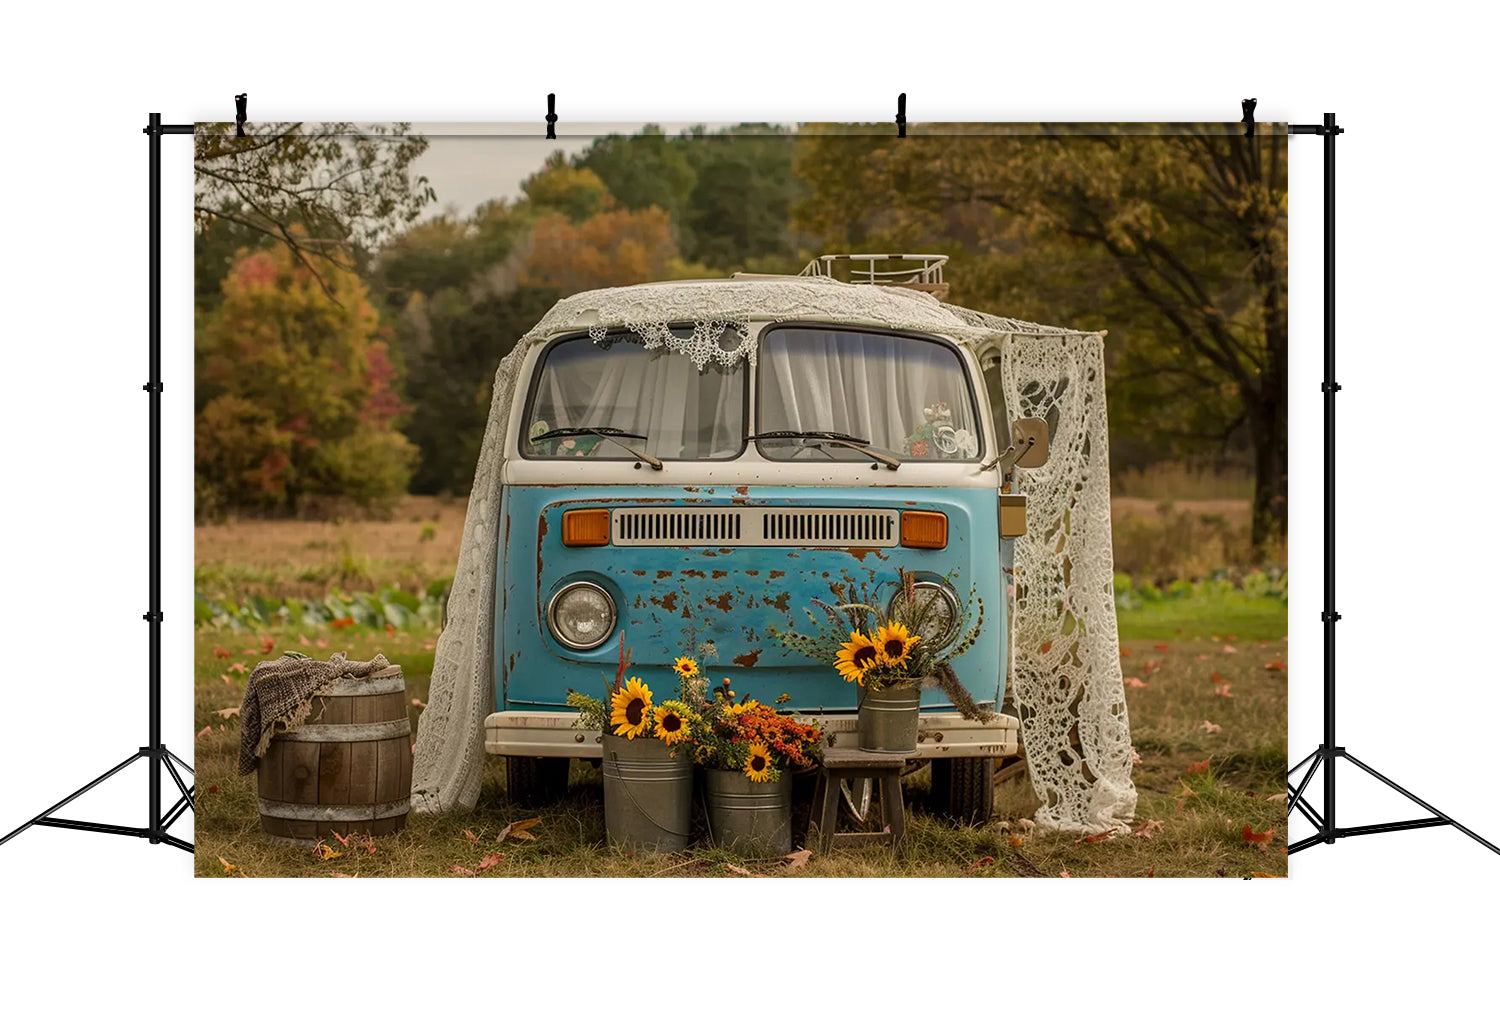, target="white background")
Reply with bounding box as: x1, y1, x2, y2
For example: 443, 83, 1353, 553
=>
3, 2, 1497, 1019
